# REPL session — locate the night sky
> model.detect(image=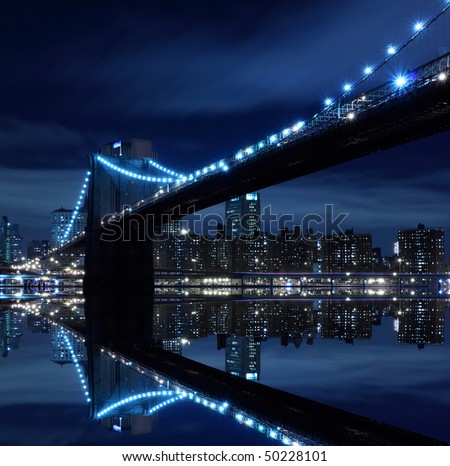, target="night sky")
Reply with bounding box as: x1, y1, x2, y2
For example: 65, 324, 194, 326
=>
1, 0, 450, 254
